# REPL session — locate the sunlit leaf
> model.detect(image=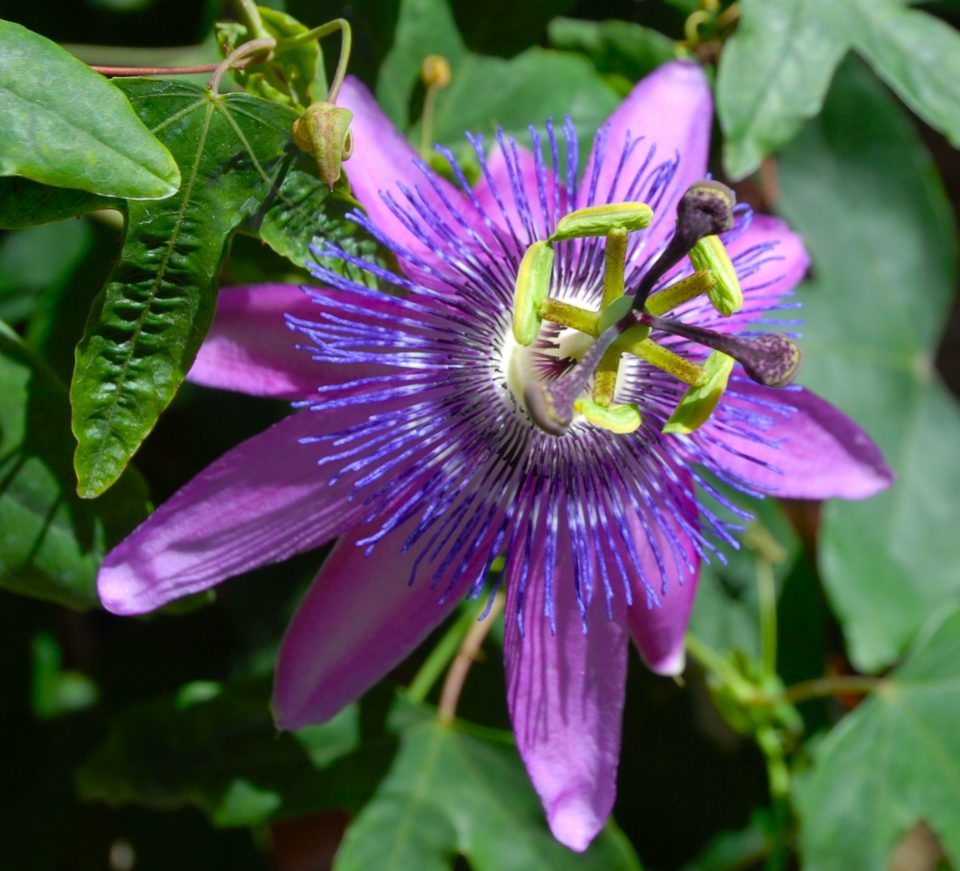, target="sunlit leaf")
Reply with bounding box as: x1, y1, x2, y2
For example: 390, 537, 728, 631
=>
69, 78, 335, 498
0, 321, 148, 609
716, 0, 849, 180
777, 60, 960, 670
847, 0, 960, 147
795, 606, 960, 868
215, 5, 326, 109
335, 702, 643, 871
0, 20, 179, 199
